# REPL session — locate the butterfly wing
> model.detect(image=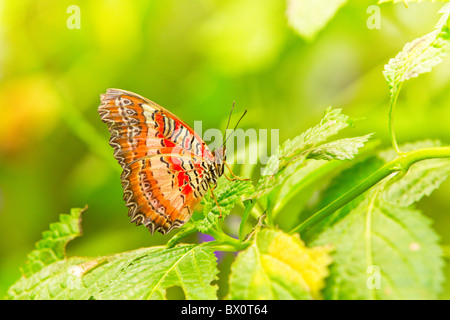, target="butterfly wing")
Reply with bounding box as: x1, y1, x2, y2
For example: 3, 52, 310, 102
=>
98, 88, 216, 234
